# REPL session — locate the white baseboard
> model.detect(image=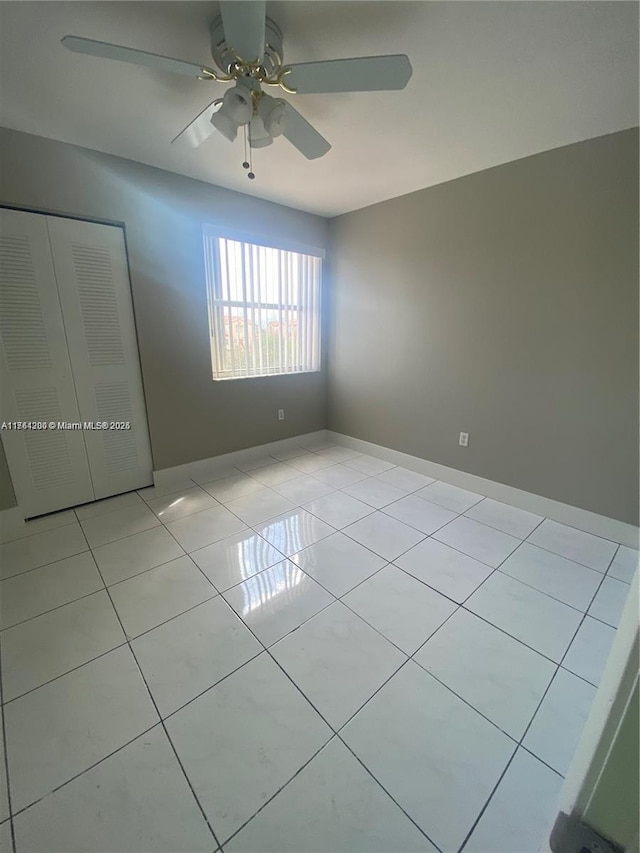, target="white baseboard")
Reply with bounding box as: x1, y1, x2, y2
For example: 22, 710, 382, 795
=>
327, 431, 639, 549
7, 425, 635, 550
153, 430, 329, 488
1, 431, 330, 541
